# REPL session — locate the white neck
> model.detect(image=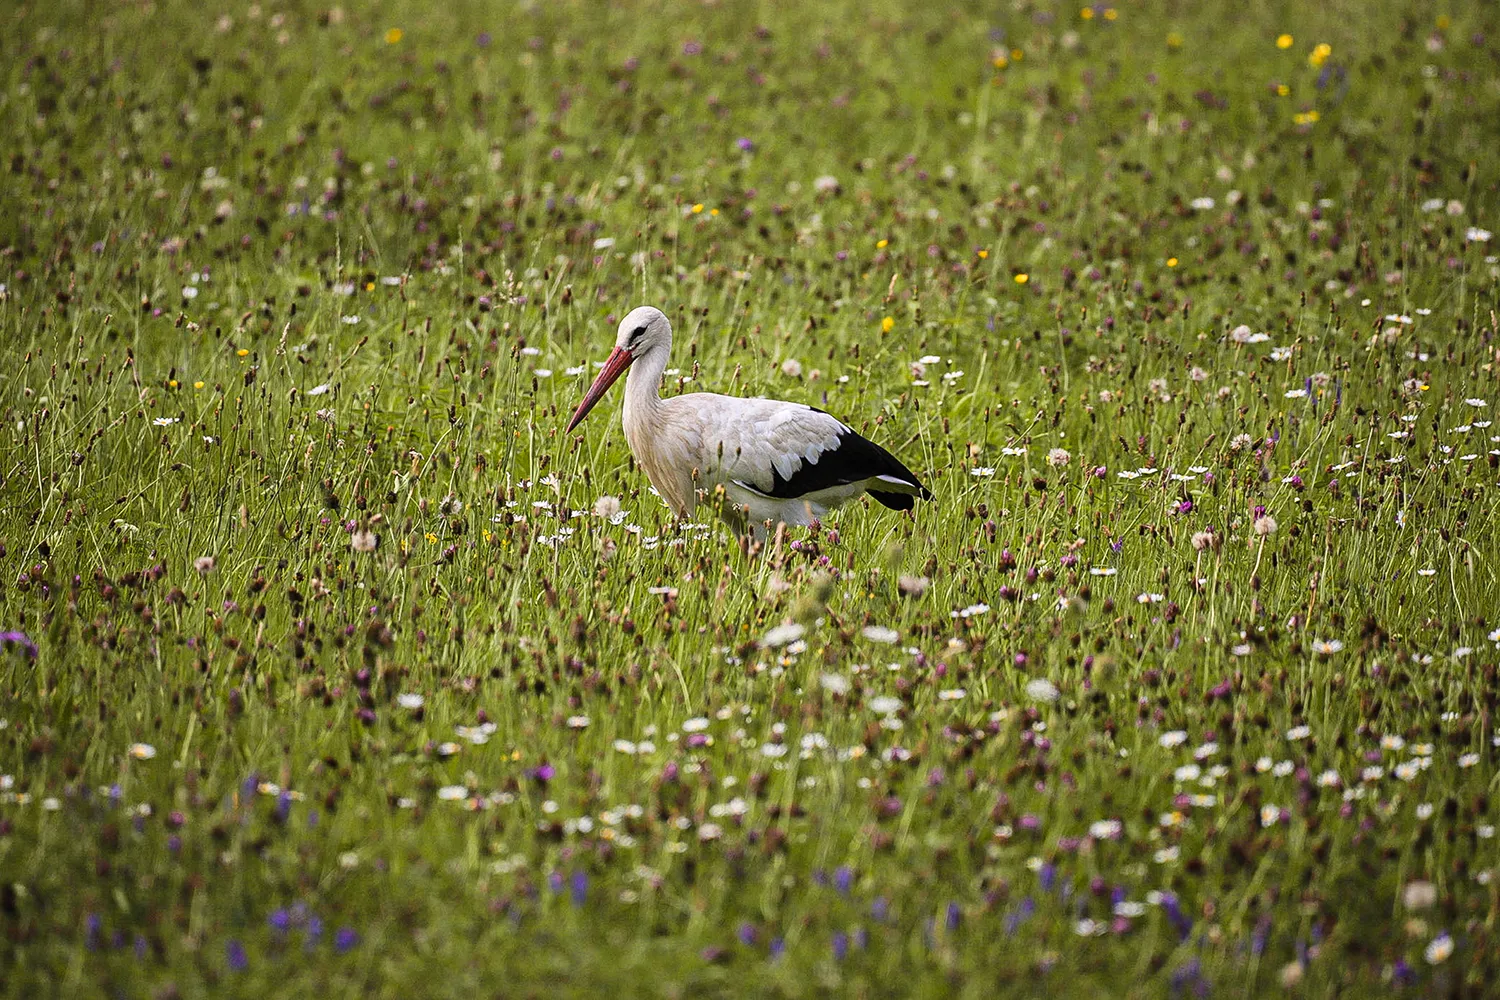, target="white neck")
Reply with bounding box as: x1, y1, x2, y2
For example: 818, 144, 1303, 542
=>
622, 338, 670, 430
